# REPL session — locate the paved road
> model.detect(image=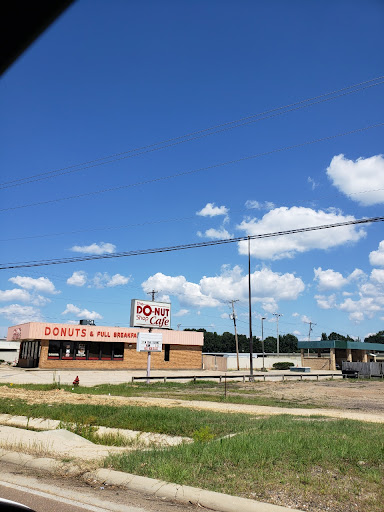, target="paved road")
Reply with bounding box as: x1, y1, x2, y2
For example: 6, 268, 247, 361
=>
0, 464, 201, 512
